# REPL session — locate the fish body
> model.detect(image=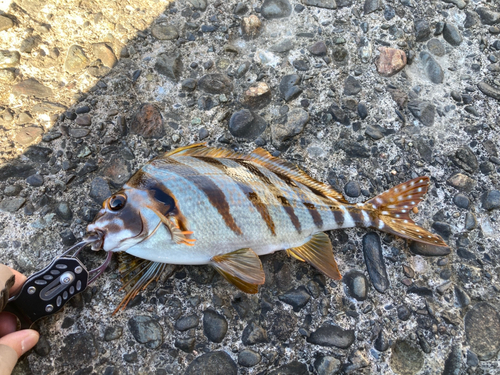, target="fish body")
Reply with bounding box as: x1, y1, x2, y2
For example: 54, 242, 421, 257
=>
87, 144, 447, 302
